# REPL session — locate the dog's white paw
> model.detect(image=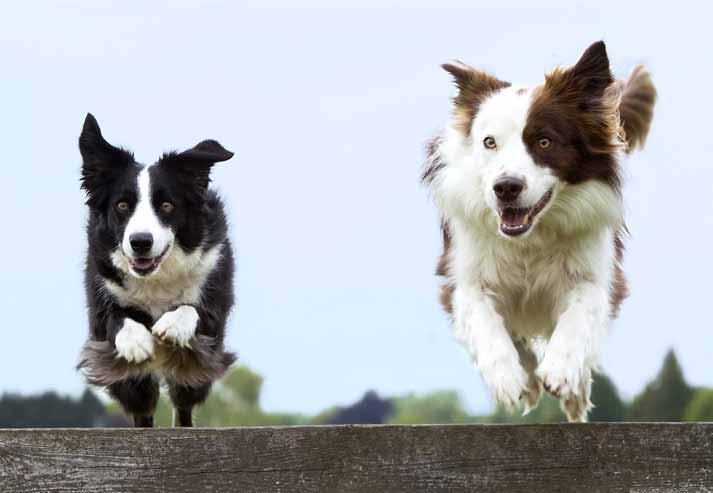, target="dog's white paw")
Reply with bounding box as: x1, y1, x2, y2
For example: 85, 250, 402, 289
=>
537, 349, 593, 422
152, 305, 199, 348
115, 319, 154, 363
478, 350, 529, 410
537, 350, 587, 399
